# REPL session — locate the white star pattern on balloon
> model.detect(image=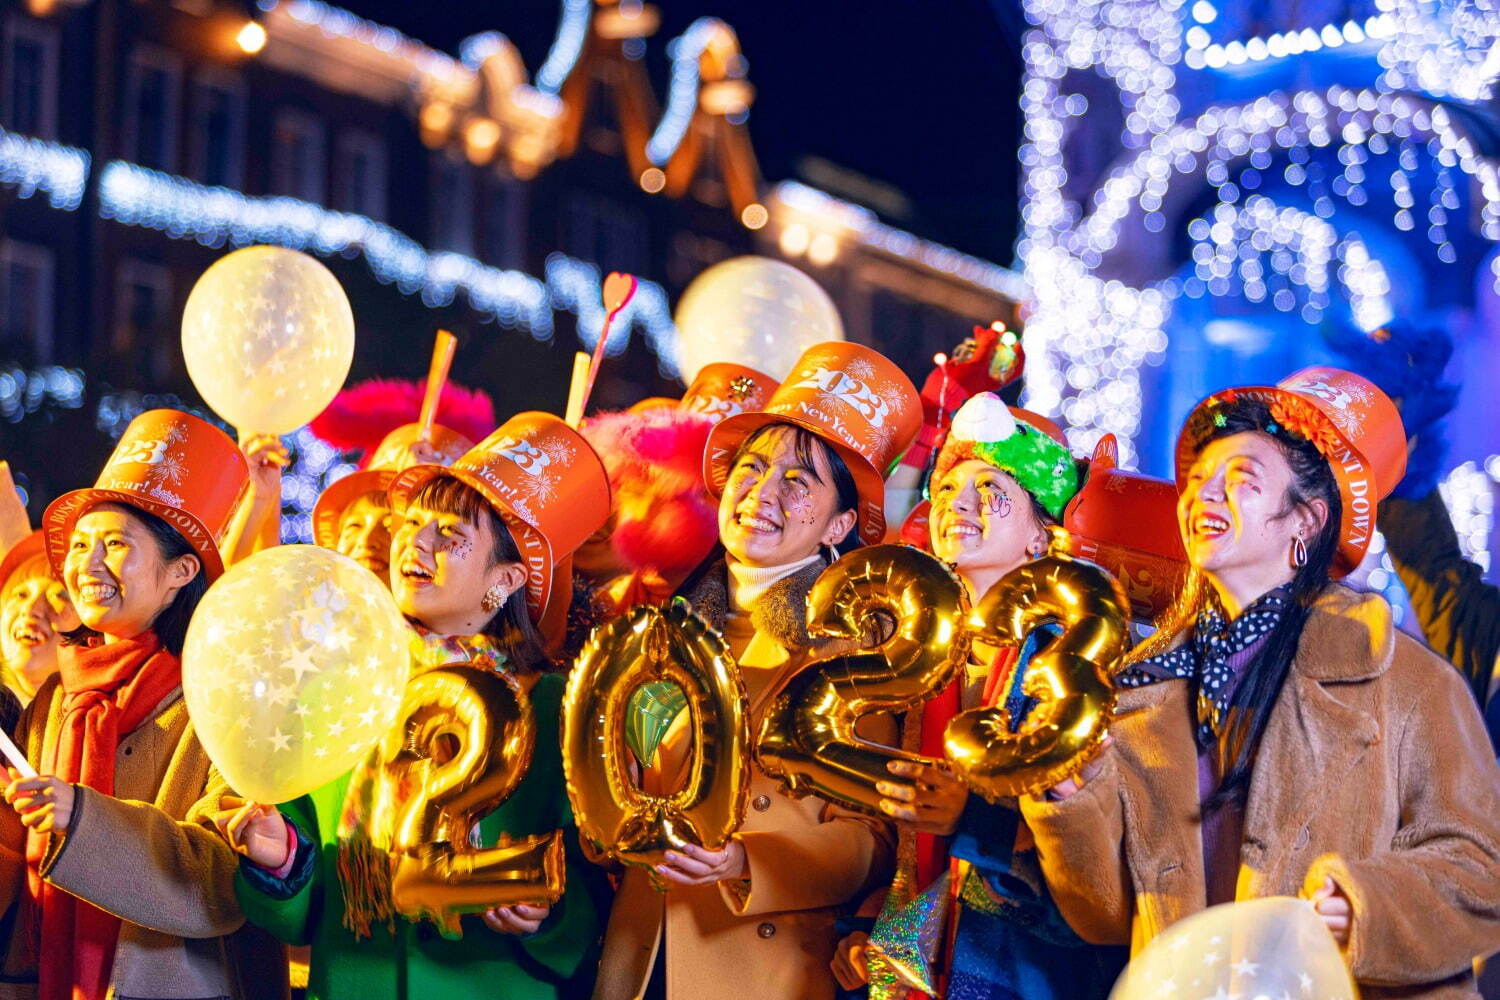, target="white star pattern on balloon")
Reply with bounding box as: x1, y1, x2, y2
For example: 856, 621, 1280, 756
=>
1112, 899, 1355, 1000
181, 545, 410, 804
